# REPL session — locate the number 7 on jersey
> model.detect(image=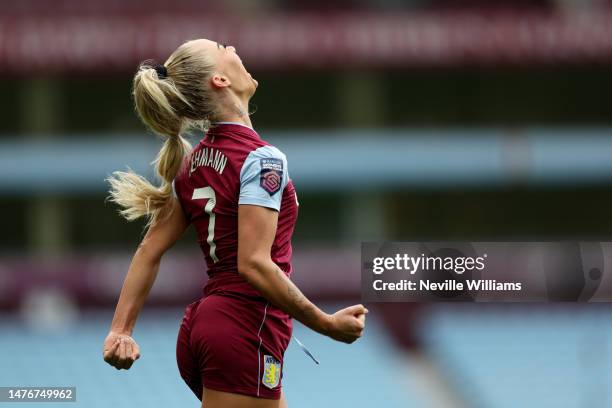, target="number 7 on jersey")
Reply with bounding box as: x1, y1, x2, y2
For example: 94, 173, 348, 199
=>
192, 186, 219, 263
